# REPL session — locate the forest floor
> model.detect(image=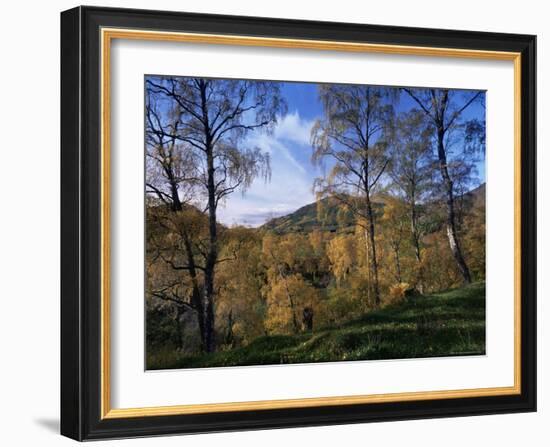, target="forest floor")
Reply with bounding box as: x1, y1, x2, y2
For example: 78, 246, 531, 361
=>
147, 281, 485, 370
